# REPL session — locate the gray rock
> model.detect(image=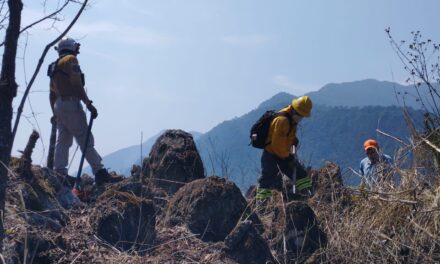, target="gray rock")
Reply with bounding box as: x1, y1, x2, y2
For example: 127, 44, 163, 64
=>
163, 176, 257, 242
147, 129, 204, 194
91, 187, 156, 253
